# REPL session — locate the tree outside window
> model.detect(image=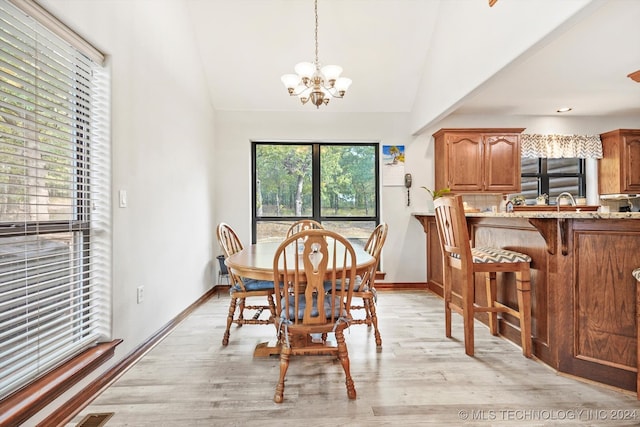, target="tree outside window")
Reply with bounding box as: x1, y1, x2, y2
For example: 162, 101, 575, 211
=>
253, 142, 379, 245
